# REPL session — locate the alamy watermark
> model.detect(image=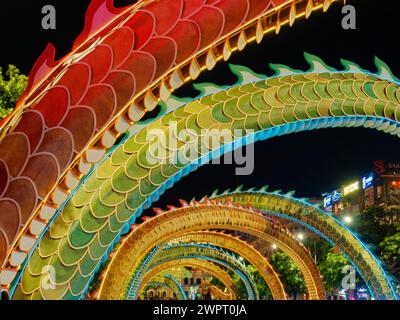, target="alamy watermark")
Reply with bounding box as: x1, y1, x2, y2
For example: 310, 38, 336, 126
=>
41, 265, 57, 291
42, 5, 56, 30
342, 5, 356, 30
41, 4, 356, 31
146, 122, 255, 176
341, 265, 356, 290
